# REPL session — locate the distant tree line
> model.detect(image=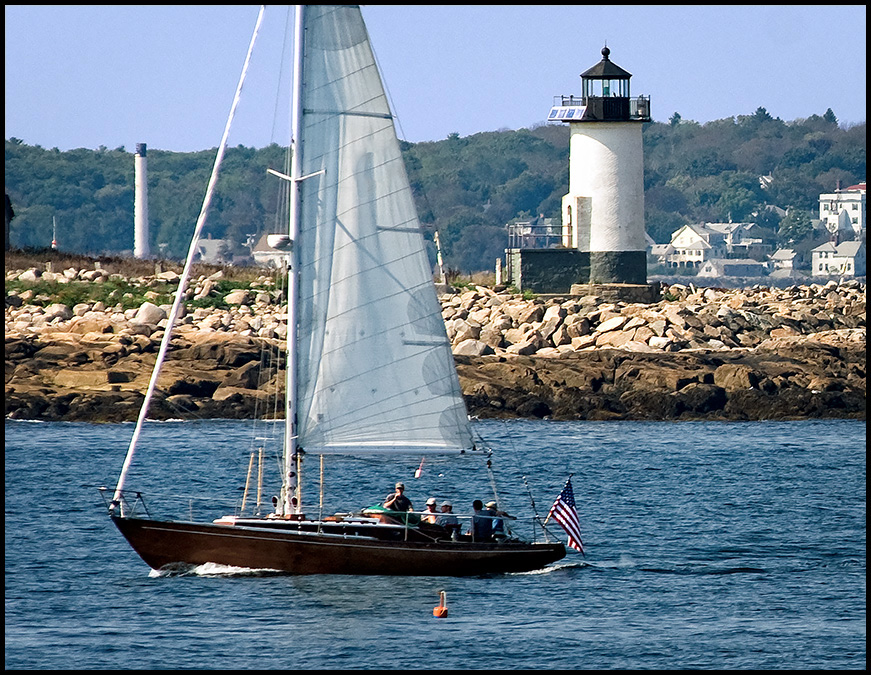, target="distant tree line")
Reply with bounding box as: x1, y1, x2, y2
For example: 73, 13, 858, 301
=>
642, 107, 864, 247
4, 140, 289, 262
4, 107, 865, 272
